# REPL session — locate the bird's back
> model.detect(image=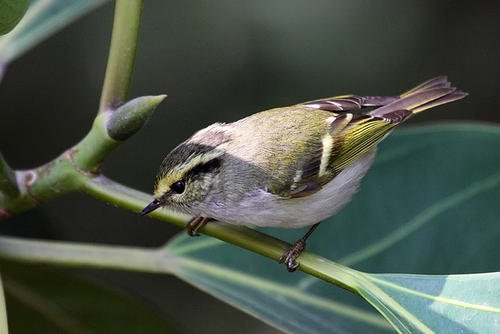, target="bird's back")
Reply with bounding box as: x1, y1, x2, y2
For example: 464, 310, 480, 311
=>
228, 106, 334, 196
